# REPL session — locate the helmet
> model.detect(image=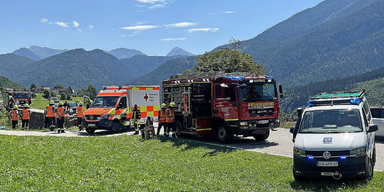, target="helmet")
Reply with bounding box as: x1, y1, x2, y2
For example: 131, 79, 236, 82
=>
59, 101, 64, 106
169, 102, 176, 107
161, 103, 167, 108
13, 105, 18, 109
49, 100, 54, 104
79, 101, 83, 105
24, 104, 29, 108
